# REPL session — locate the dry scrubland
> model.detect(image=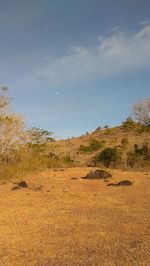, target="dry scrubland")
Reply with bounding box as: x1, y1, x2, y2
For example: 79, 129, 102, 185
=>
0, 93, 150, 265
0, 167, 150, 266
51, 125, 150, 167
